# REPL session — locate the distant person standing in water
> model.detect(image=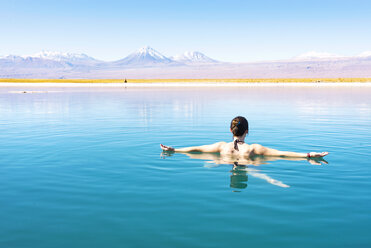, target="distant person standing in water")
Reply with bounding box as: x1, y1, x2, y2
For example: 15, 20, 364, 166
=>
160, 116, 328, 158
